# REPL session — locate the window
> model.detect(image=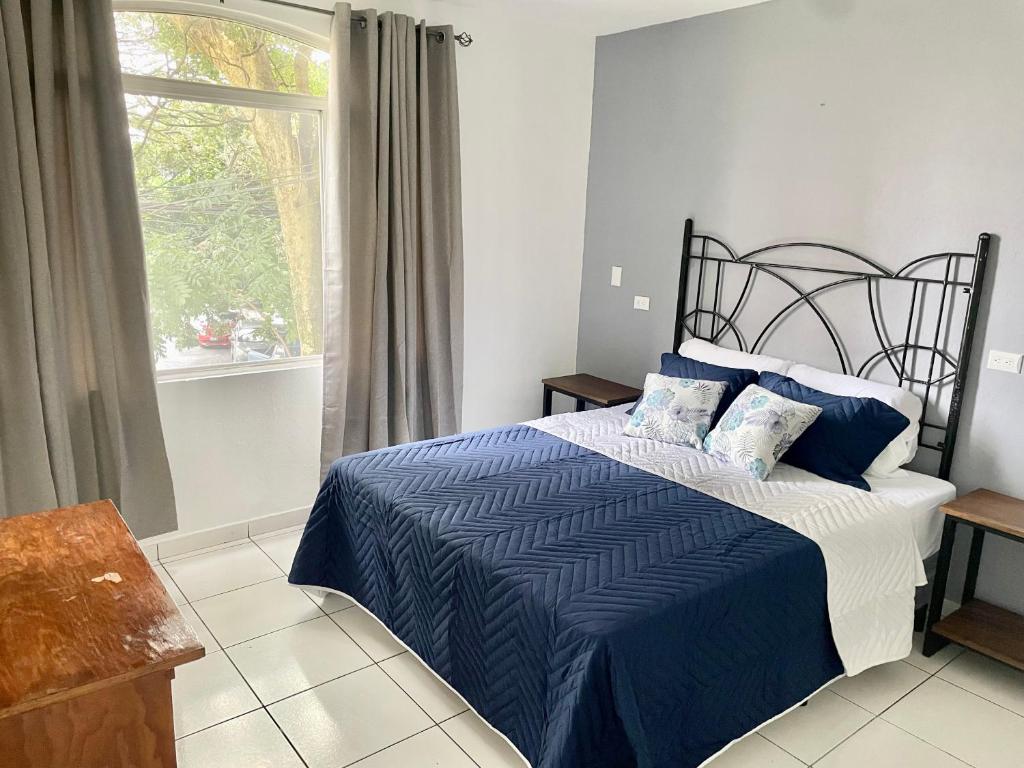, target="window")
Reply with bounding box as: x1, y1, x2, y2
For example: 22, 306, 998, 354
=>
115, 12, 328, 373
